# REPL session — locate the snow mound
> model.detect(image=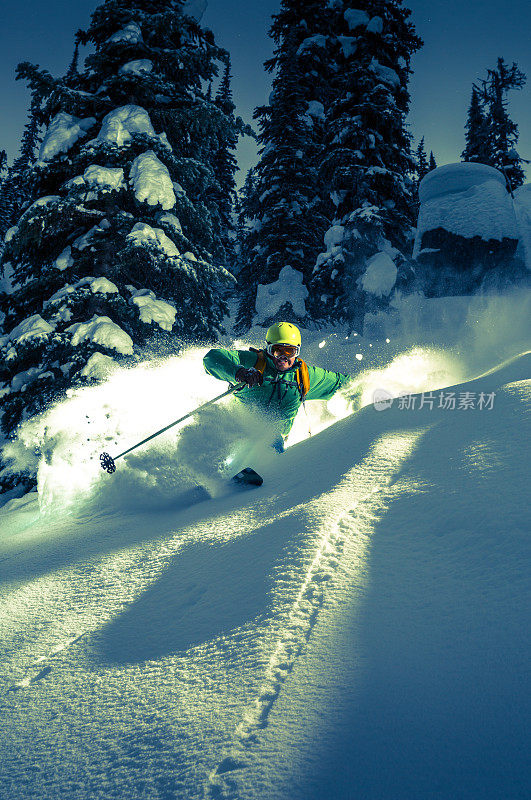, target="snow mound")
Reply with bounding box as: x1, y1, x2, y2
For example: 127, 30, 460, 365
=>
344, 8, 369, 29
129, 151, 176, 210
39, 112, 96, 162
255, 265, 308, 321
83, 165, 126, 192
97, 105, 169, 149
126, 222, 179, 257
2, 314, 54, 345
53, 246, 74, 271
80, 352, 117, 380
414, 163, 519, 256
359, 252, 397, 297
297, 35, 328, 55
129, 288, 177, 331
67, 315, 134, 355
107, 22, 142, 44
118, 59, 153, 76
419, 161, 506, 204
369, 58, 400, 88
